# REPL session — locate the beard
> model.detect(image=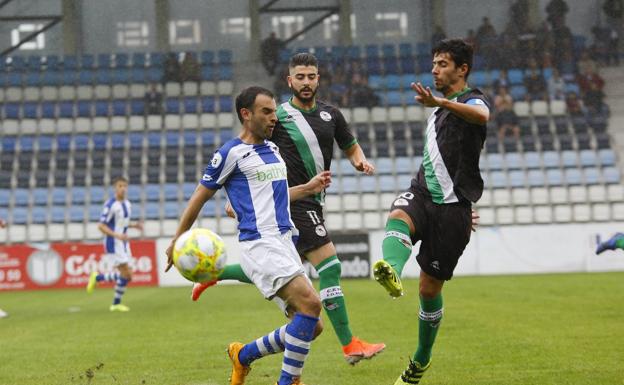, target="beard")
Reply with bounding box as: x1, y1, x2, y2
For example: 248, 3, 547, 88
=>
291, 85, 317, 103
